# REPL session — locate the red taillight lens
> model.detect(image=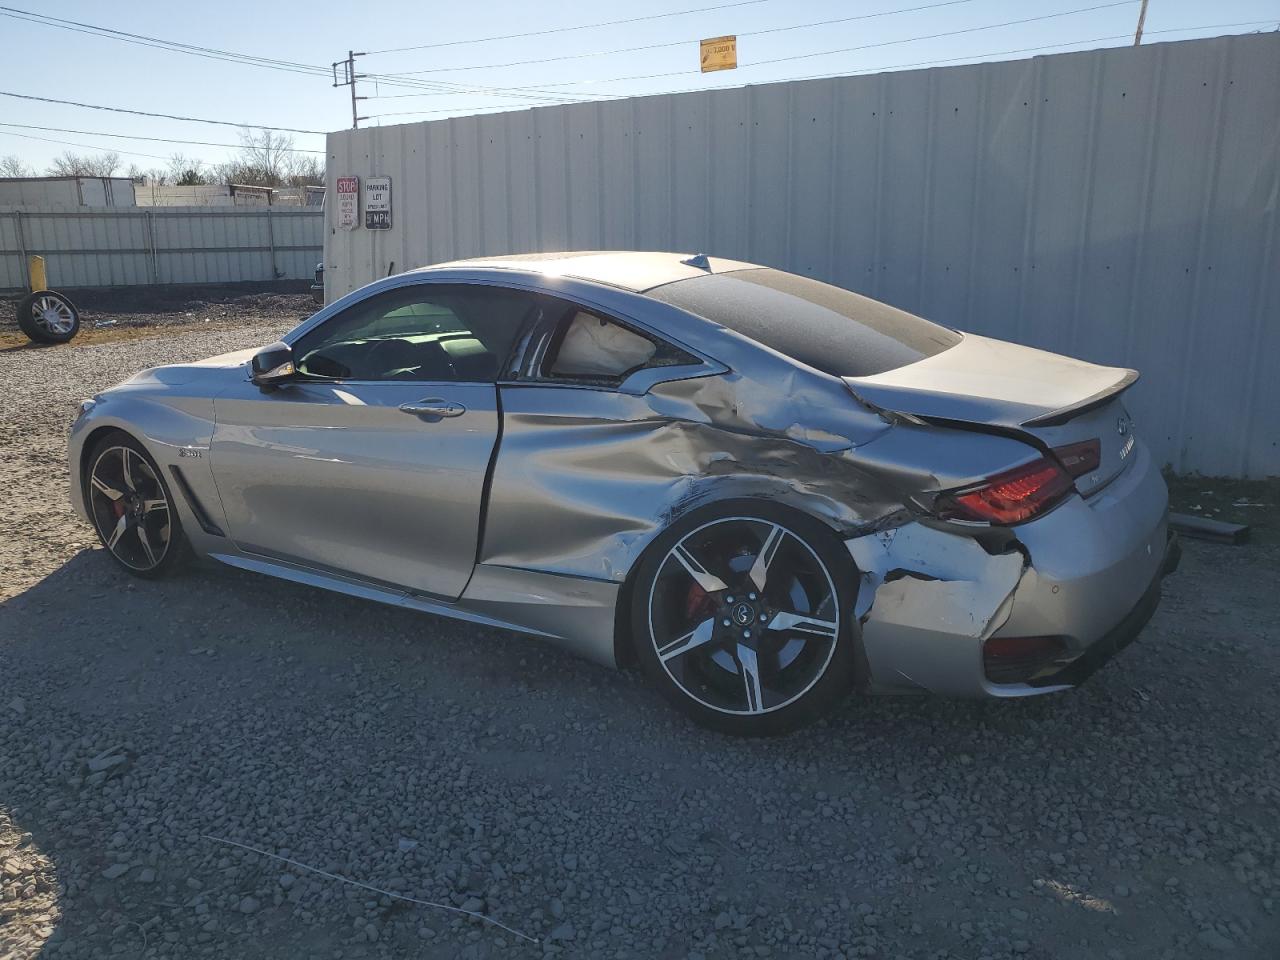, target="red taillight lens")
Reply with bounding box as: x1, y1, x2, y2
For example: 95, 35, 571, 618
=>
935, 457, 1073, 525
1053, 439, 1101, 478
